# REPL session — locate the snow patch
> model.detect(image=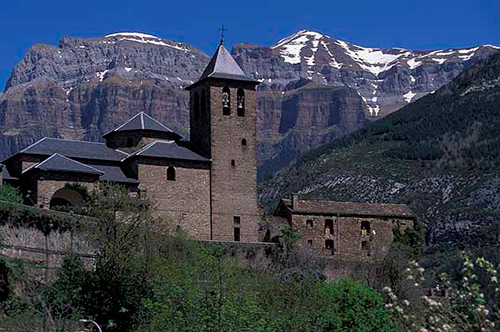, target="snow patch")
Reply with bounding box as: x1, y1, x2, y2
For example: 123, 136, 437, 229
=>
104, 32, 189, 52
433, 58, 447, 64
407, 58, 422, 69
336, 40, 403, 76
96, 70, 109, 82
125, 67, 132, 72
404, 91, 417, 103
